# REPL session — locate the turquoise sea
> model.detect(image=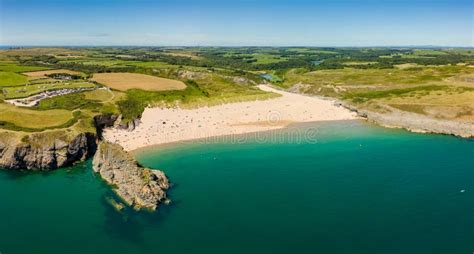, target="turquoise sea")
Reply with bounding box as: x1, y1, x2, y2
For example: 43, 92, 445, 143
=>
0, 121, 473, 254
